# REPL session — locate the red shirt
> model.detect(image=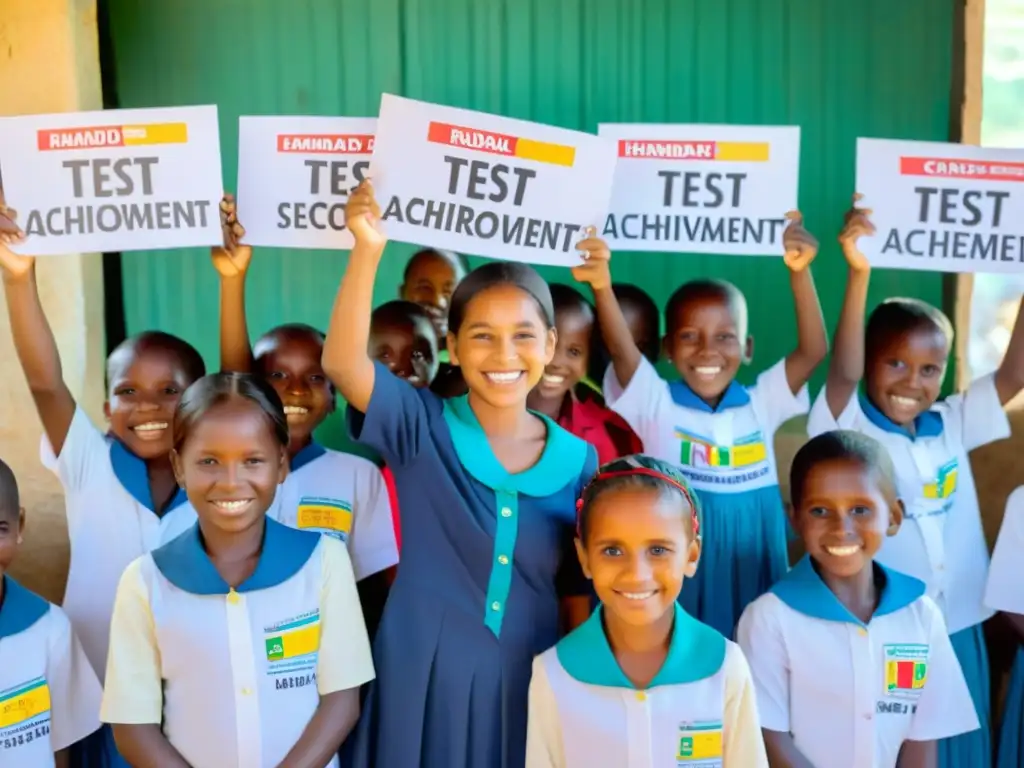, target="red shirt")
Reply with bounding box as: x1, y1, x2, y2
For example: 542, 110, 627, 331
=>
556, 390, 643, 466
381, 464, 401, 553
